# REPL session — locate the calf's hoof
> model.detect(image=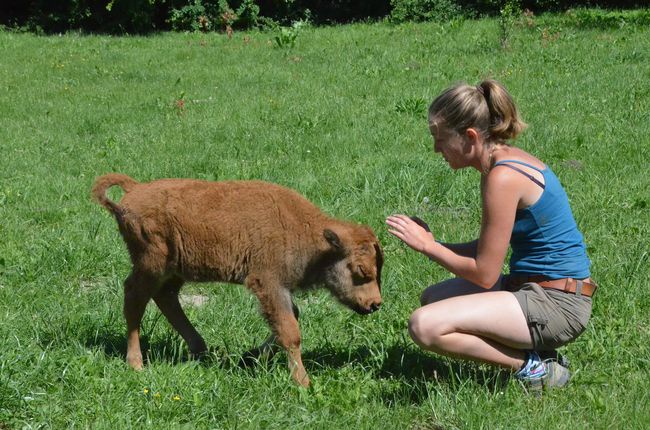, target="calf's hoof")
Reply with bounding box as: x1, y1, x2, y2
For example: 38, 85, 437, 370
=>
292, 372, 310, 388
189, 348, 209, 361
127, 354, 144, 371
